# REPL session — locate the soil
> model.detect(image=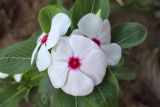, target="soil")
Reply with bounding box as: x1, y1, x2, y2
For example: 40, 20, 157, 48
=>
0, 0, 47, 47
0, 0, 160, 107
